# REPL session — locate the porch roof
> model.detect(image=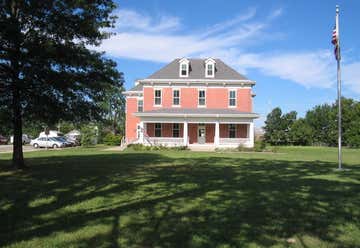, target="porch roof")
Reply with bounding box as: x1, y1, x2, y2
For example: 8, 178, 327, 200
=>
134, 108, 259, 118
